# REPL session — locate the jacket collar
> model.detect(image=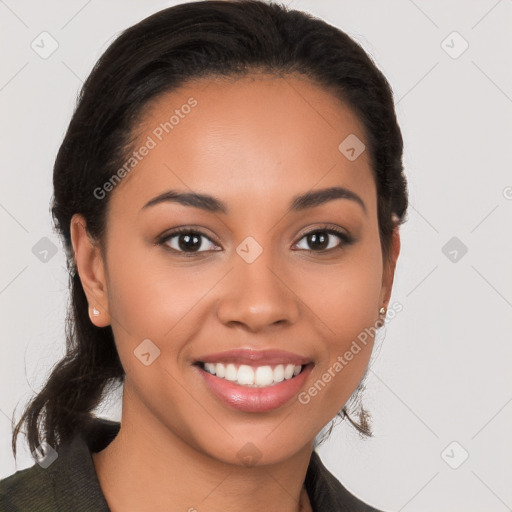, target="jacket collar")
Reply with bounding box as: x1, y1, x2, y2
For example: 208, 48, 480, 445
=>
66, 417, 382, 511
